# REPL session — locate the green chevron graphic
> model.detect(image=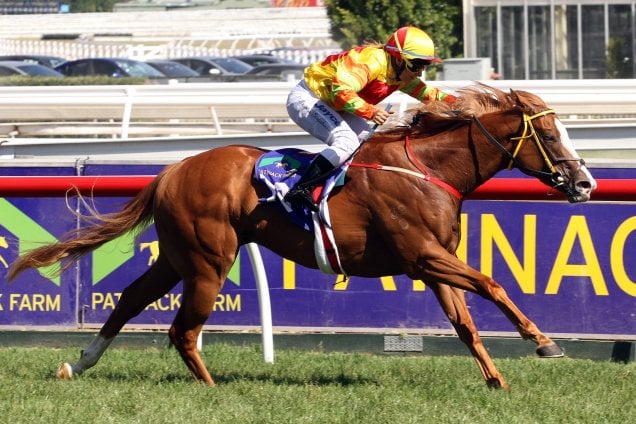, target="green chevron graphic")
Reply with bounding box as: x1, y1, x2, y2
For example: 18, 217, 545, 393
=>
0, 198, 241, 288
92, 232, 241, 287
0, 198, 60, 286
92, 233, 137, 285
